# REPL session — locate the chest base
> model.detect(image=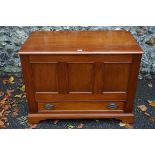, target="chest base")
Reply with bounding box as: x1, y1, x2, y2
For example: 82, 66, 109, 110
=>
28, 113, 134, 124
